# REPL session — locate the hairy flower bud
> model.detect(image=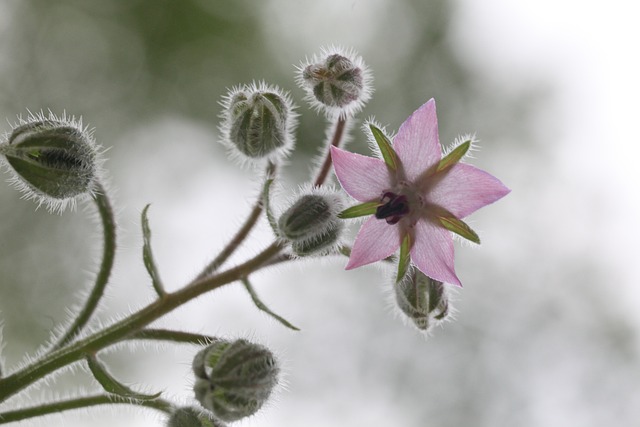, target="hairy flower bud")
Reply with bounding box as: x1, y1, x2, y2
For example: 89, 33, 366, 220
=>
0, 113, 101, 212
220, 82, 296, 164
395, 270, 451, 332
192, 339, 279, 422
167, 407, 227, 427
278, 189, 344, 256
297, 46, 372, 117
